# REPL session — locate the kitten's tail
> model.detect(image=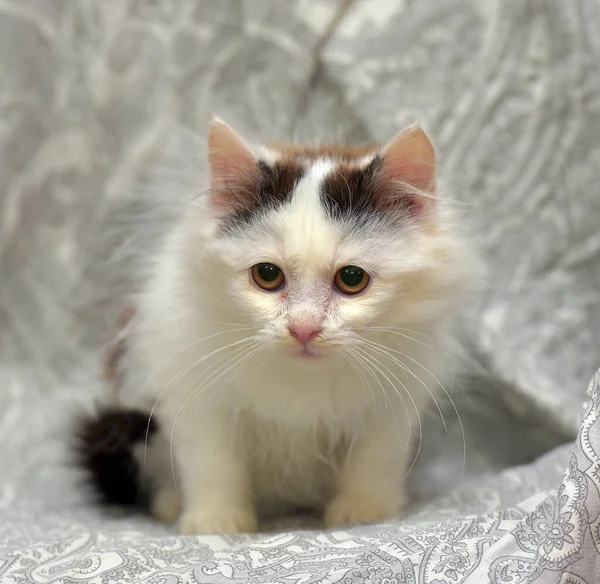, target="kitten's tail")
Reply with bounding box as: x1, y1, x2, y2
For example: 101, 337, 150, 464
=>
73, 406, 156, 509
